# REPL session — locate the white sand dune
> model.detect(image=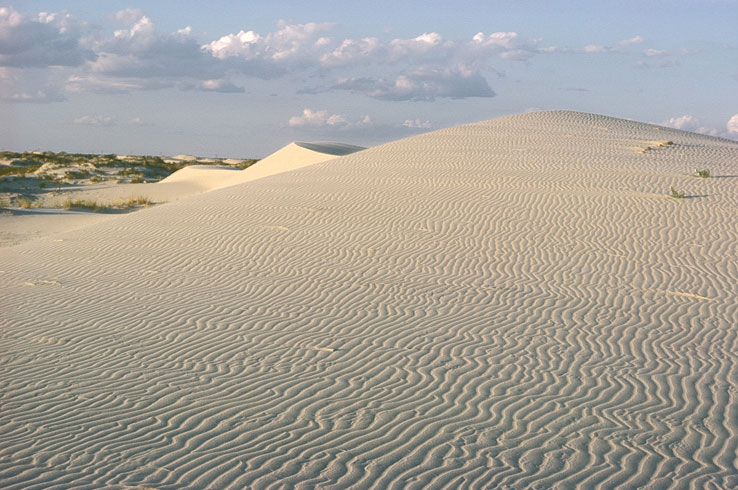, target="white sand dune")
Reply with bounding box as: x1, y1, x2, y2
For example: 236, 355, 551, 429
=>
3, 142, 364, 247
1, 111, 737, 489
159, 141, 365, 193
